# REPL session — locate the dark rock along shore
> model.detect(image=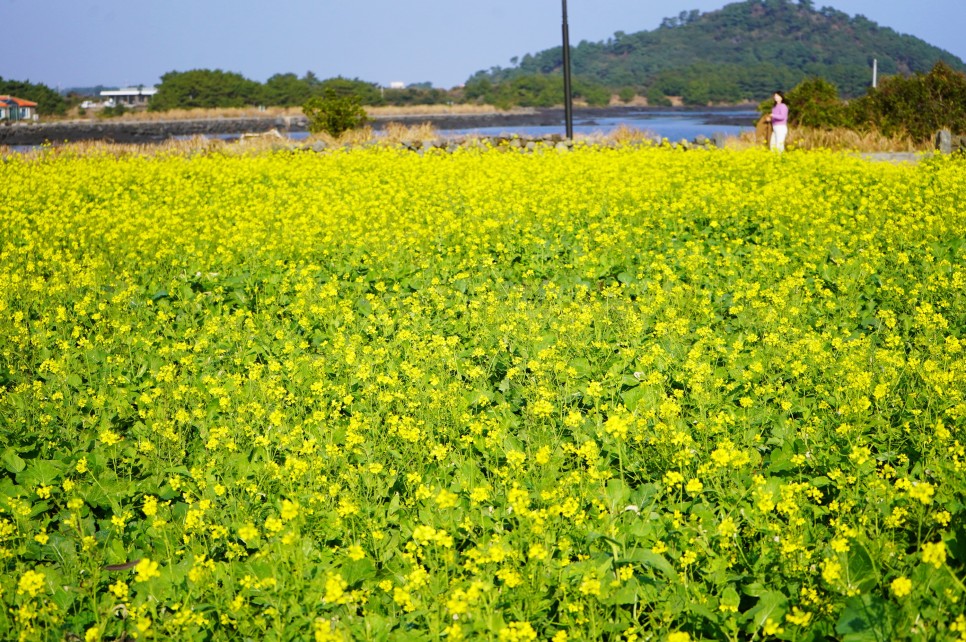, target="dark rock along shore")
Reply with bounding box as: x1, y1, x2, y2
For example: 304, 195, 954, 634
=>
0, 106, 757, 146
